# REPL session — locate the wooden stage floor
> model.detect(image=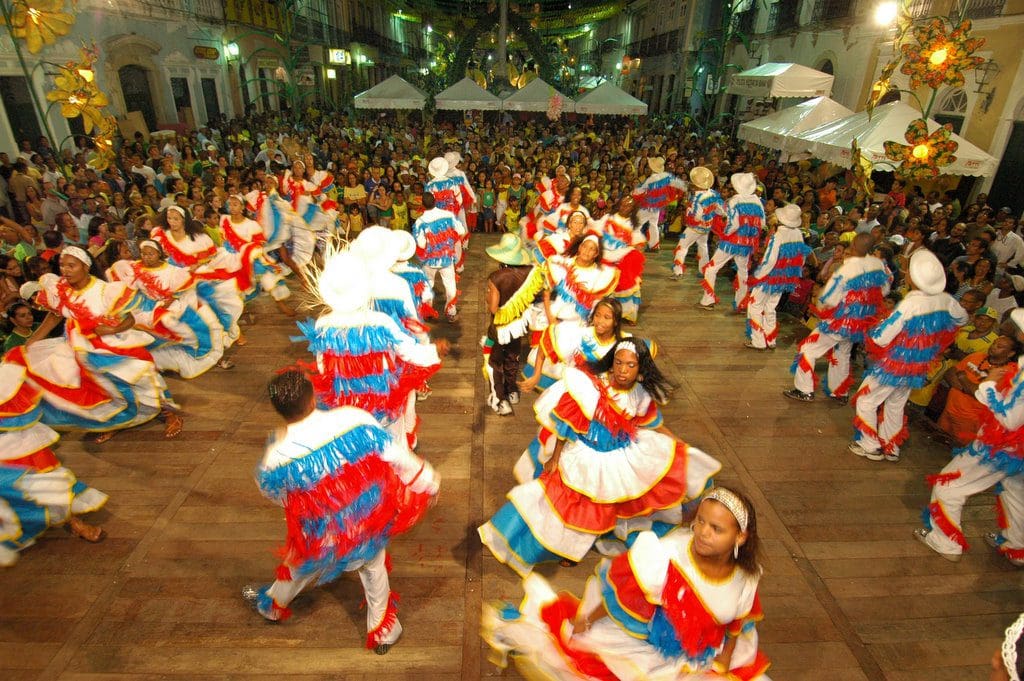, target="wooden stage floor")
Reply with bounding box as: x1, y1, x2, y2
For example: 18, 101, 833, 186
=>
3, 233, 1022, 680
